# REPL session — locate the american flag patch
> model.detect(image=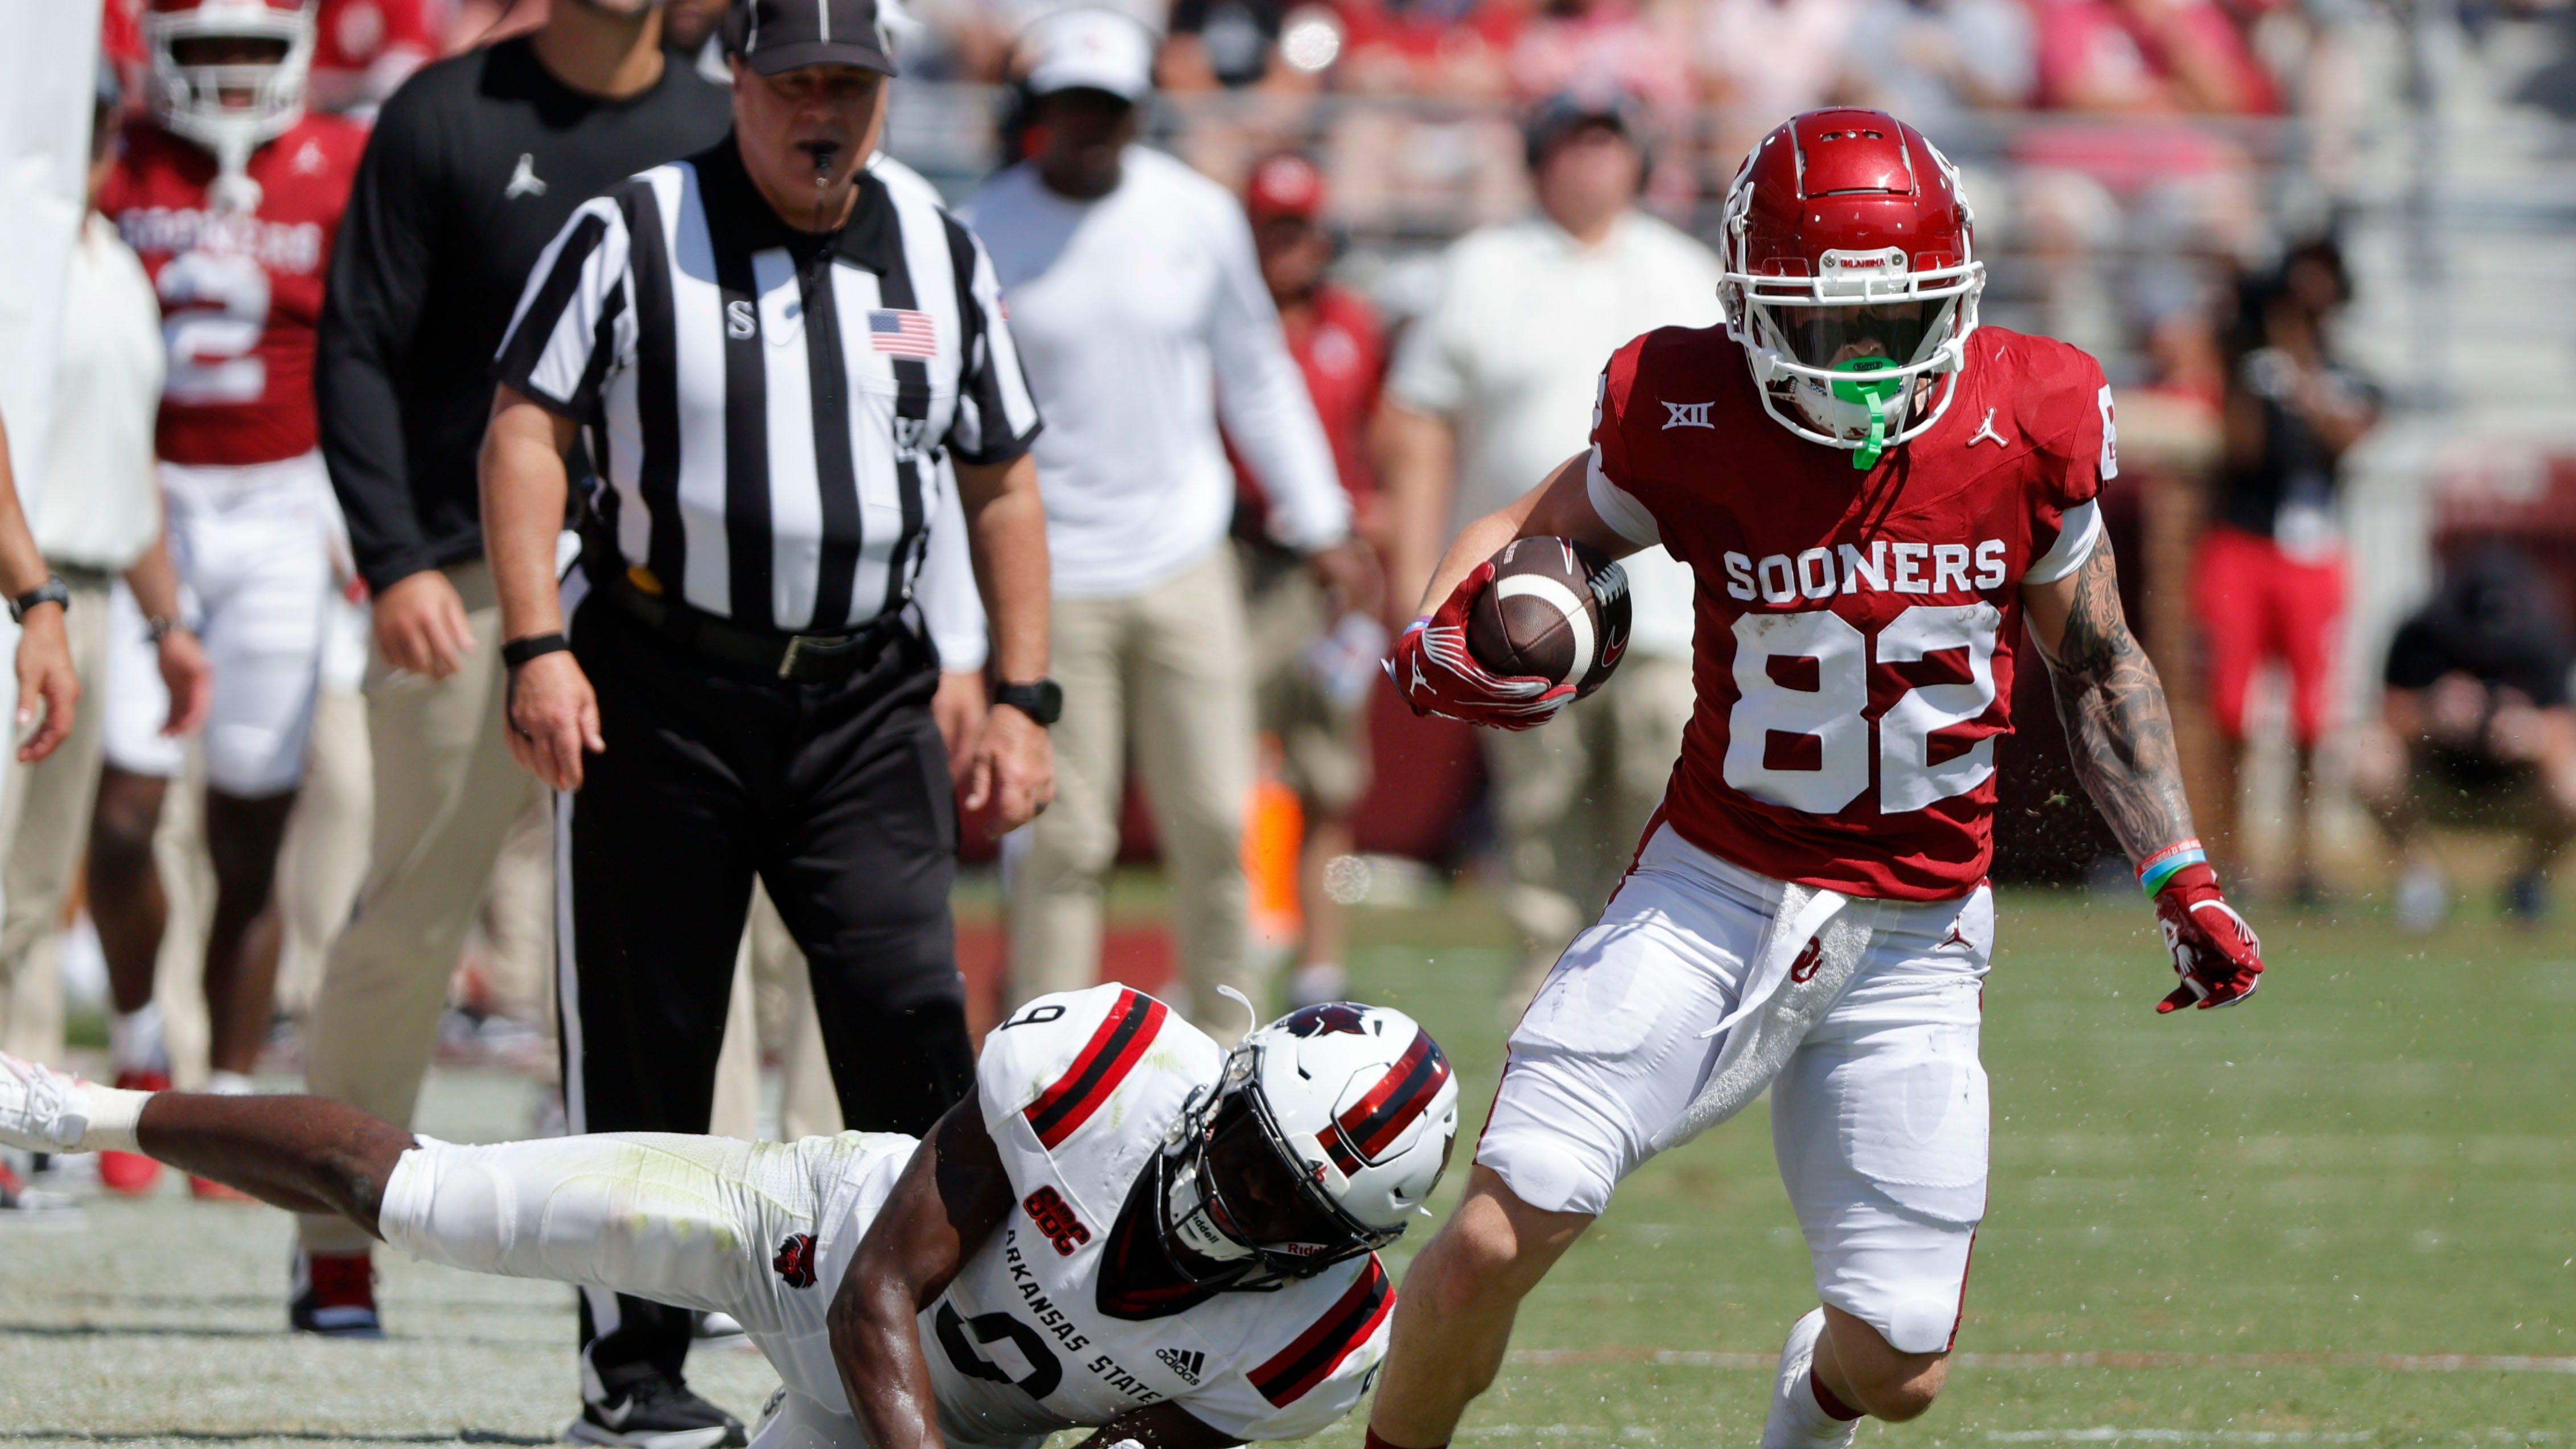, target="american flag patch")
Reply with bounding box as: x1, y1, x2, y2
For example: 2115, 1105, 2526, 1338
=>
869, 309, 937, 358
